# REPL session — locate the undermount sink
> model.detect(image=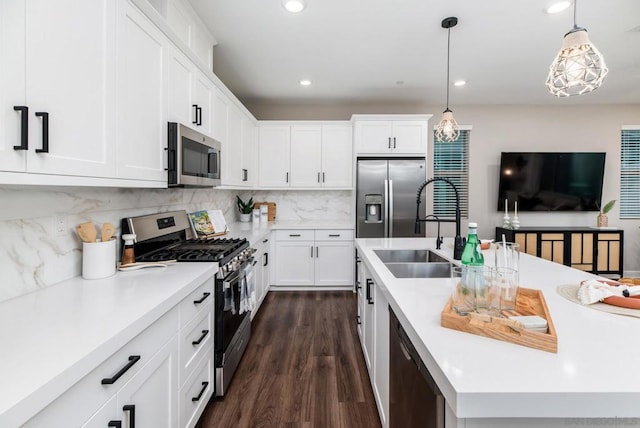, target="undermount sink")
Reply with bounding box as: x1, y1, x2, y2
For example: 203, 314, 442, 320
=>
383, 262, 452, 279
374, 249, 449, 264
